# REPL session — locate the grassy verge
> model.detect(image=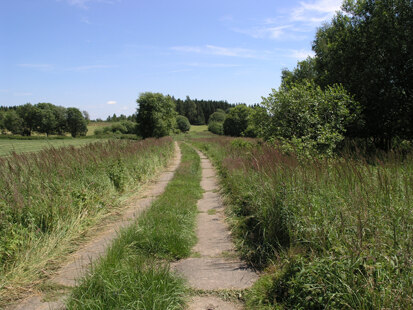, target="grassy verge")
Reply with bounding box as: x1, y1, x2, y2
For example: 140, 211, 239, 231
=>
66, 142, 202, 309
189, 135, 413, 309
0, 138, 174, 307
